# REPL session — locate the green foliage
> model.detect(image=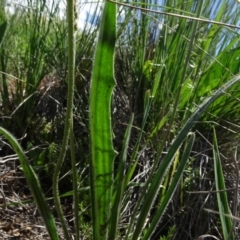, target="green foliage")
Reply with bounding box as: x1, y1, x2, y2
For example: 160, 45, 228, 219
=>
159, 225, 176, 240
0, 1, 67, 135
0, 0, 240, 239
182, 157, 199, 190
89, 2, 117, 239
